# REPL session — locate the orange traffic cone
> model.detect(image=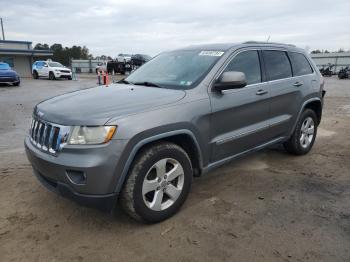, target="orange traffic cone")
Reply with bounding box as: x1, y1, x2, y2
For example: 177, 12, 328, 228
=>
105, 72, 109, 87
